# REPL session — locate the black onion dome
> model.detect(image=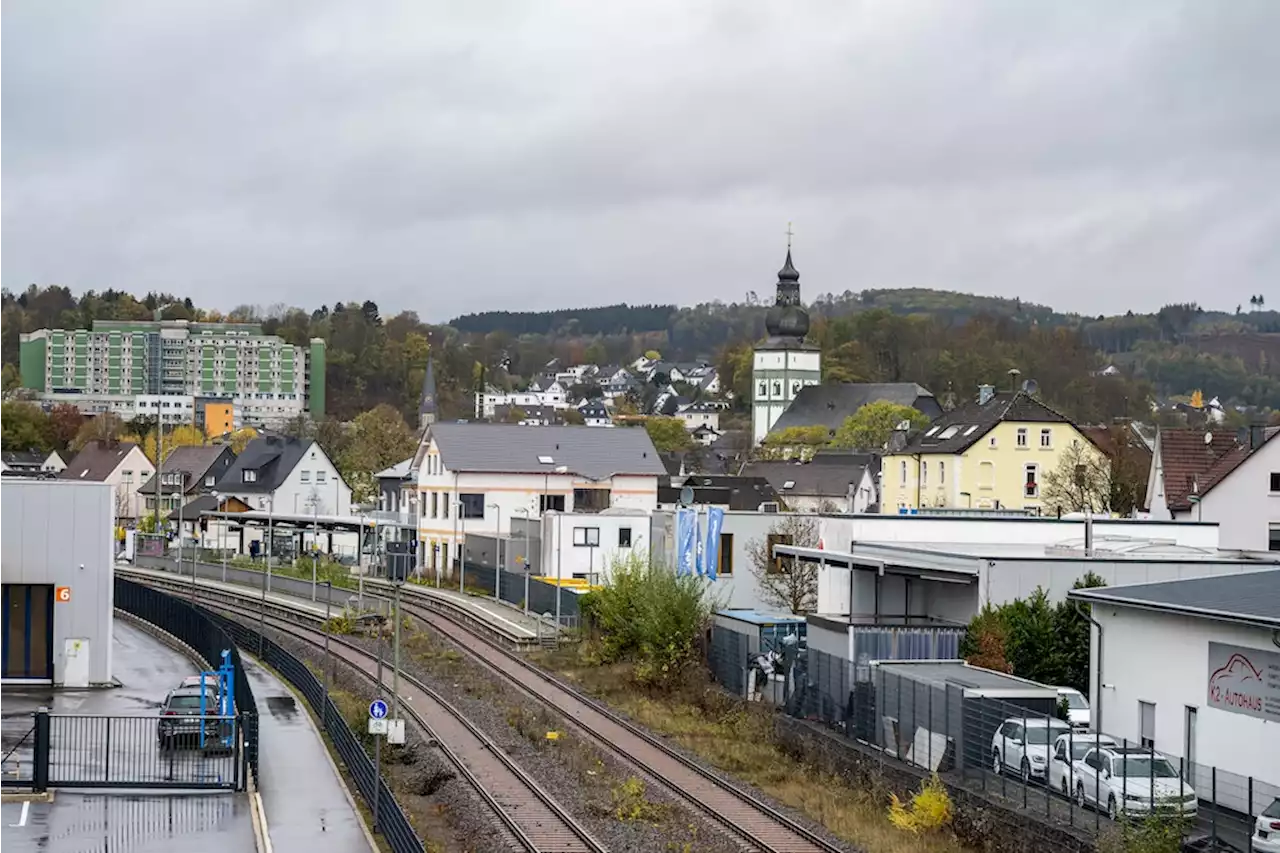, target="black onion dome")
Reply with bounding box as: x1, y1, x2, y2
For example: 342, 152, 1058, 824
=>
775, 305, 810, 338
778, 250, 800, 282
764, 247, 809, 342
